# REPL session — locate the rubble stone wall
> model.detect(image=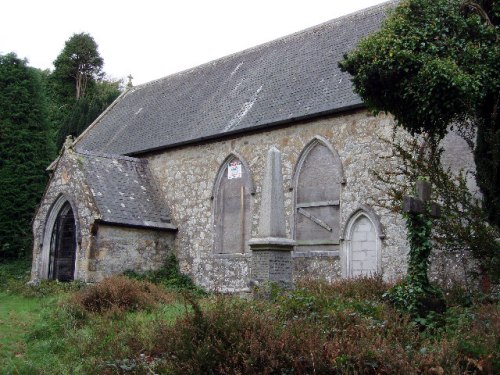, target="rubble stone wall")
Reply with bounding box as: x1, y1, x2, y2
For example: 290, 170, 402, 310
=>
32, 110, 477, 291
31, 150, 175, 283
89, 225, 175, 281
31, 150, 99, 282
147, 109, 409, 292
